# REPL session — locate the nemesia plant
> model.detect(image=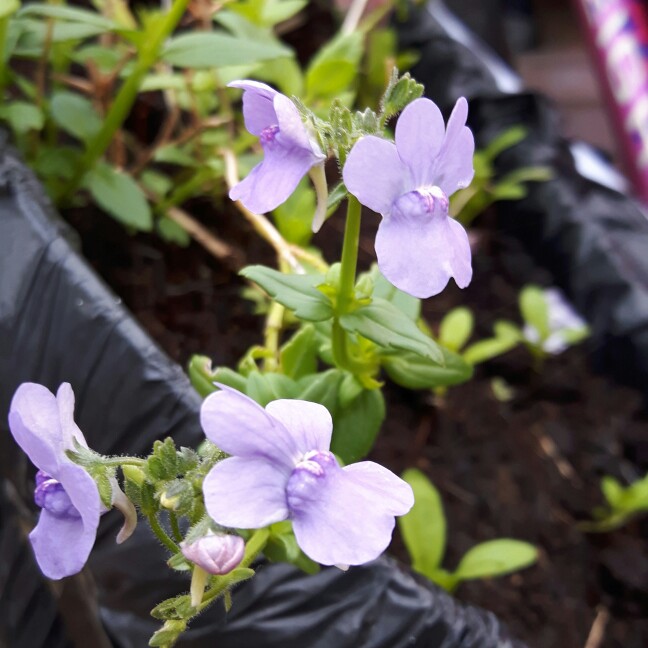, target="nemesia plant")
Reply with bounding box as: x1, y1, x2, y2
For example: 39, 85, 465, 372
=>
7, 69, 548, 647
